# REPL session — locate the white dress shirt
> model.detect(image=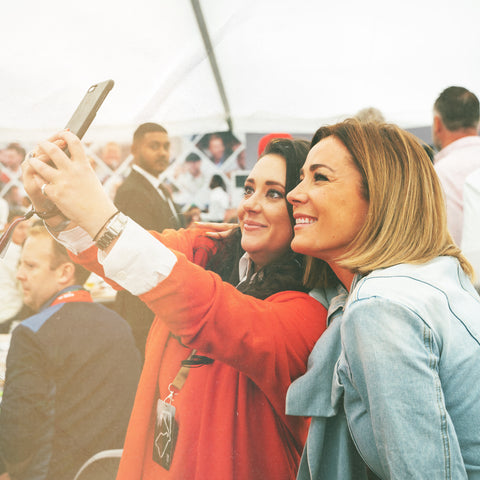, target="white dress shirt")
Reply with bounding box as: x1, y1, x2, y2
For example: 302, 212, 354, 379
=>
58, 219, 177, 295
462, 167, 480, 287
57, 220, 254, 296
434, 136, 480, 245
